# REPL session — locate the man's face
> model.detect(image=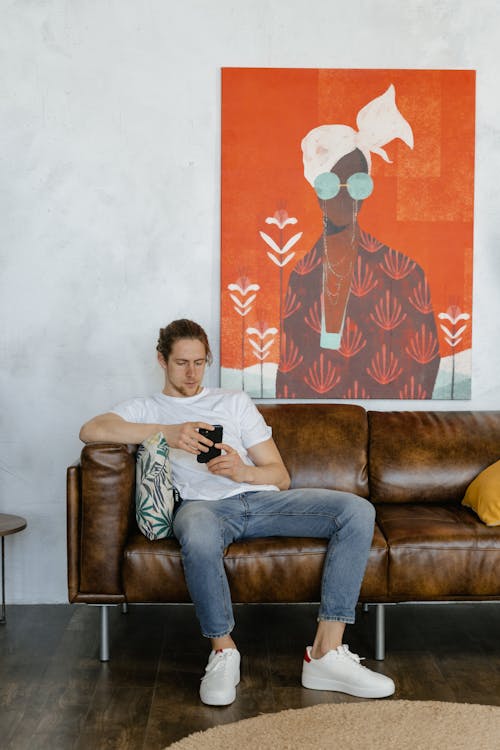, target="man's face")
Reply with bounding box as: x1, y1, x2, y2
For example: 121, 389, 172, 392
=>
159, 338, 207, 398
